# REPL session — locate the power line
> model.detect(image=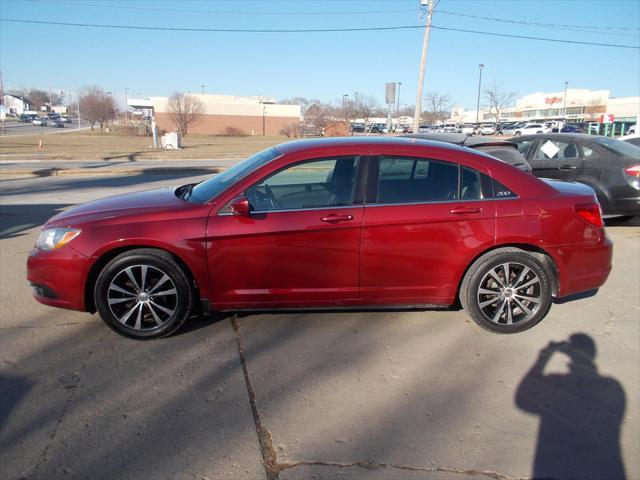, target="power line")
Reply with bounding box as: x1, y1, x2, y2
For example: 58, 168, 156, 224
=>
0, 17, 638, 49
437, 9, 640, 32
19, 0, 417, 16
